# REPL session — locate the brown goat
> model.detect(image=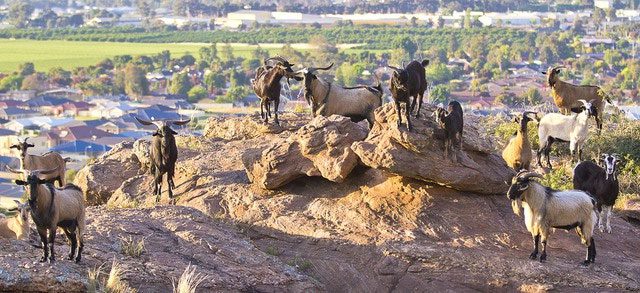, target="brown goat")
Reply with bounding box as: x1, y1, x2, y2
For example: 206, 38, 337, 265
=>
543, 66, 611, 133
251, 56, 300, 125
10, 138, 67, 187
502, 111, 537, 171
